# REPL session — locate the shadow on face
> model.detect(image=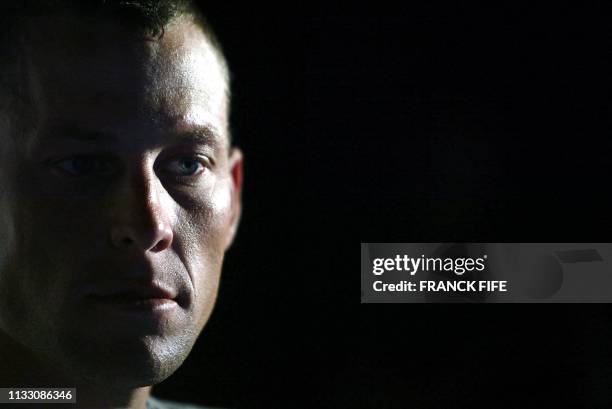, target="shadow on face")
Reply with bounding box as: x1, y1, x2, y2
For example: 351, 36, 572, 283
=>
0, 10, 242, 389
